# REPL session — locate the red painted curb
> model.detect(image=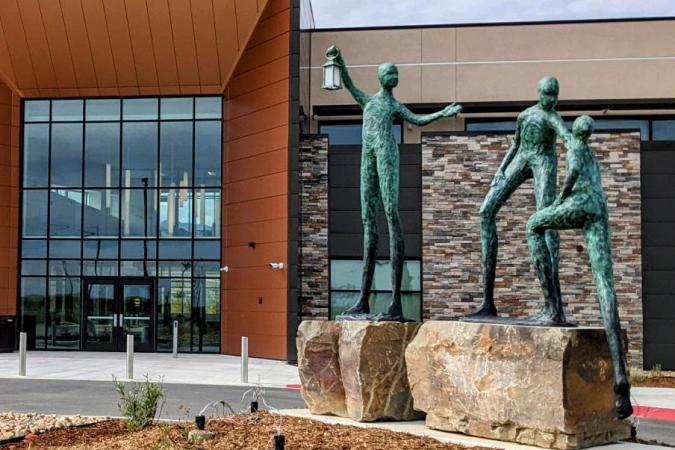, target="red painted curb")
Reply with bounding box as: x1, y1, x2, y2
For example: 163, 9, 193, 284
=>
286, 384, 302, 389
633, 405, 675, 422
